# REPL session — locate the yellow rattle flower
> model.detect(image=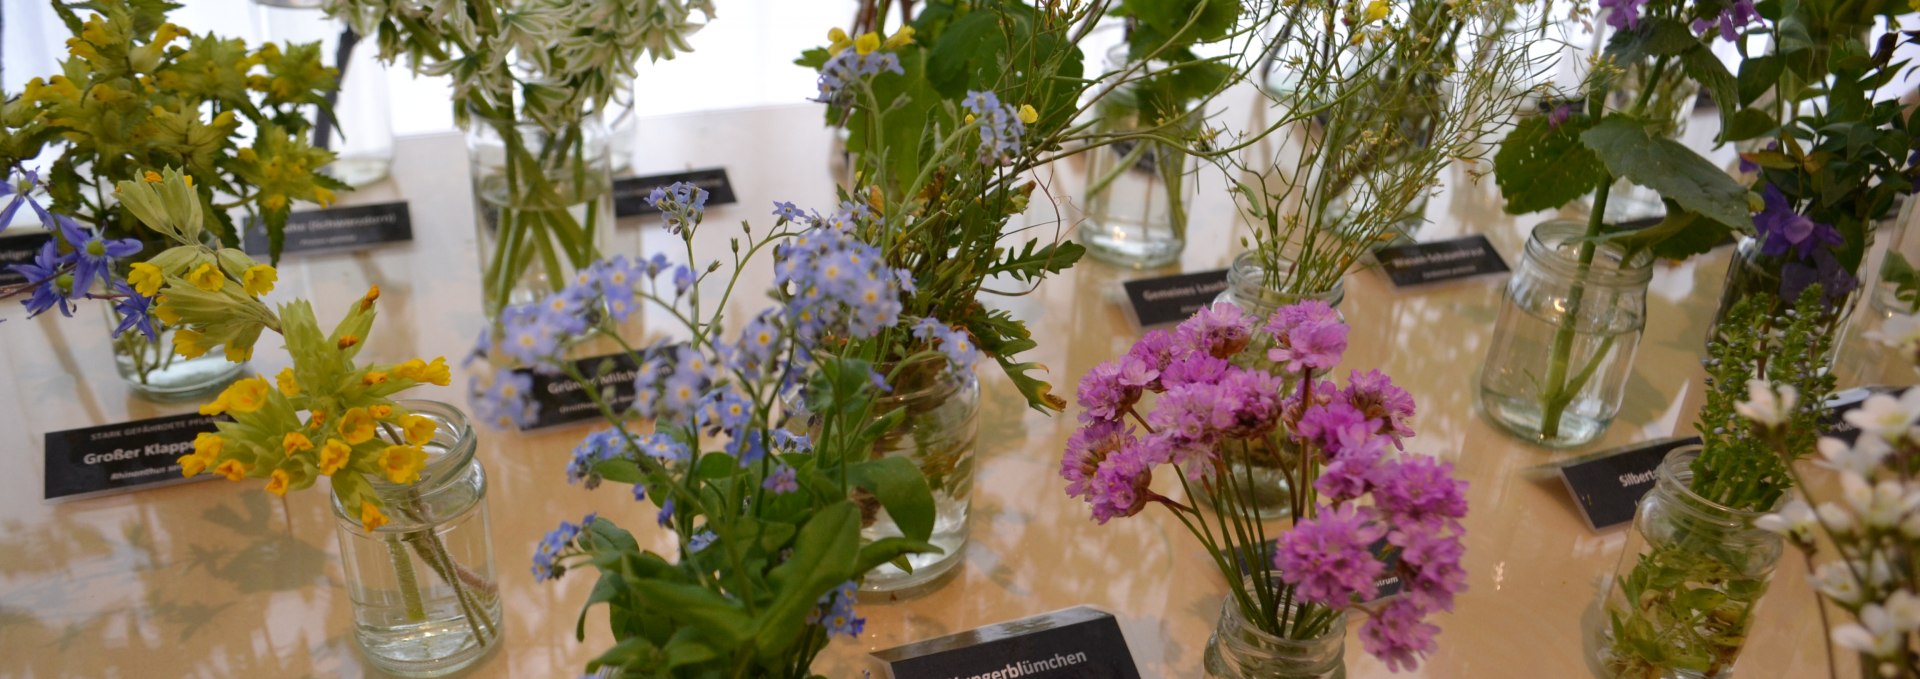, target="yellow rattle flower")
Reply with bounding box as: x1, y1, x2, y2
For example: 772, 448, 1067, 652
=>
828, 27, 852, 53
1018, 104, 1039, 125
1365, 0, 1389, 23
318, 438, 351, 475
854, 32, 881, 56
276, 368, 300, 396
885, 27, 916, 50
